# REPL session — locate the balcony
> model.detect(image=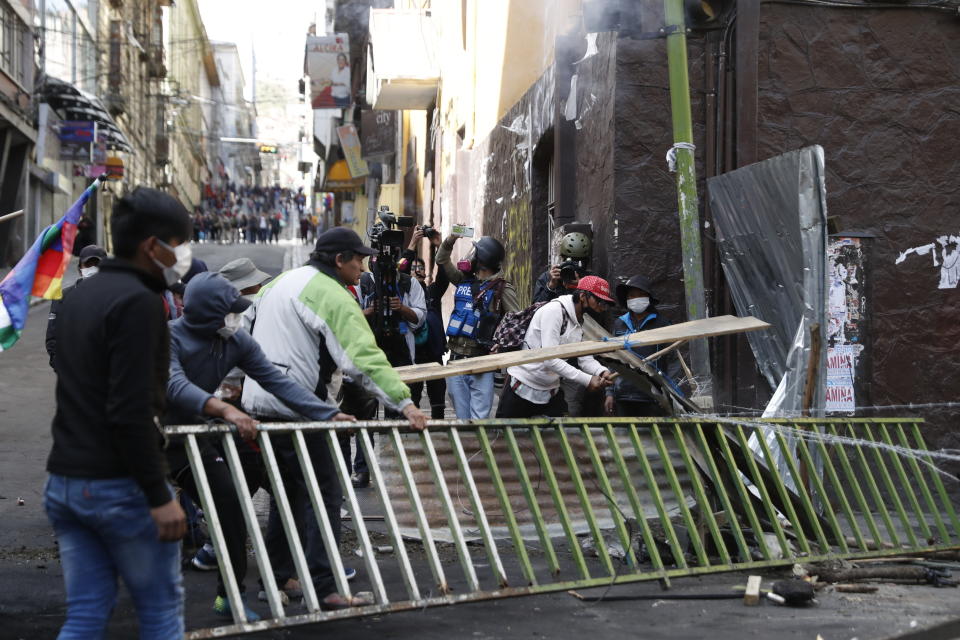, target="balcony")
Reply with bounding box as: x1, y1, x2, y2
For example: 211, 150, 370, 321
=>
366, 9, 439, 110
147, 45, 166, 79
